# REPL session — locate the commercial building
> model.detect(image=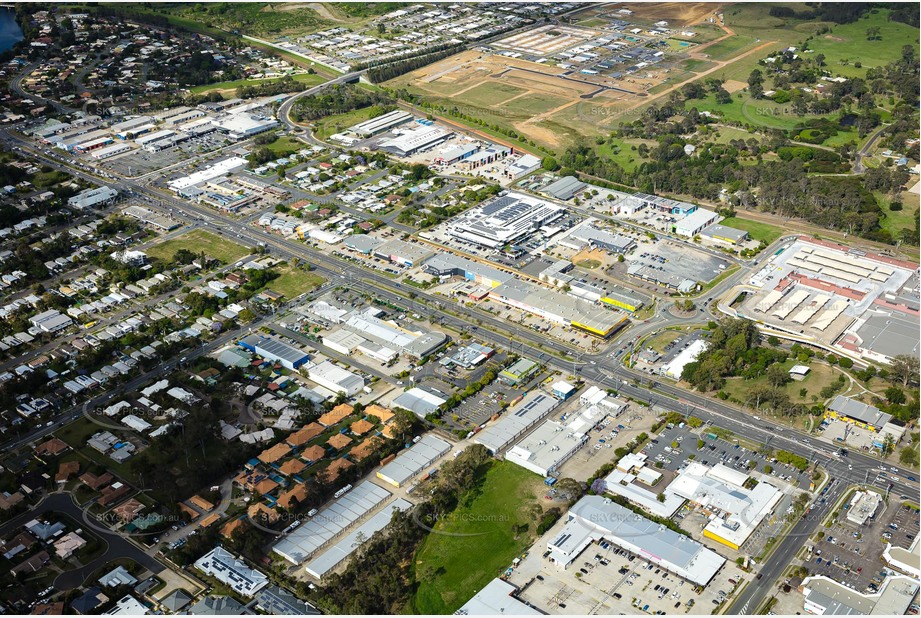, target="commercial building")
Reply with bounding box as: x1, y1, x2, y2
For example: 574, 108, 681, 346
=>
660, 339, 708, 380
459, 145, 512, 171
213, 114, 279, 141
673, 208, 719, 237
167, 158, 248, 192
123, 205, 180, 231
669, 463, 783, 550
68, 186, 119, 210
701, 223, 749, 245
392, 387, 448, 418
563, 226, 635, 253
825, 395, 892, 432
29, 310, 72, 333
547, 496, 726, 587
499, 358, 539, 386
110, 116, 153, 136
343, 234, 385, 255
552, 381, 576, 400
91, 143, 132, 160
440, 342, 494, 369
238, 335, 310, 370
372, 239, 434, 268
306, 361, 364, 396
376, 434, 451, 487
350, 110, 413, 137
489, 279, 629, 338
434, 143, 479, 165
635, 193, 698, 216
446, 192, 565, 249
342, 308, 446, 358
135, 129, 175, 146
194, 547, 268, 597
457, 579, 540, 615
802, 575, 919, 616
379, 126, 451, 157
600, 457, 685, 518
506, 154, 542, 179
475, 391, 560, 454
75, 136, 113, 153
506, 419, 587, 477
423, 253, 512, 288
846, 490, 882, 526
543, 176, 587, 201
